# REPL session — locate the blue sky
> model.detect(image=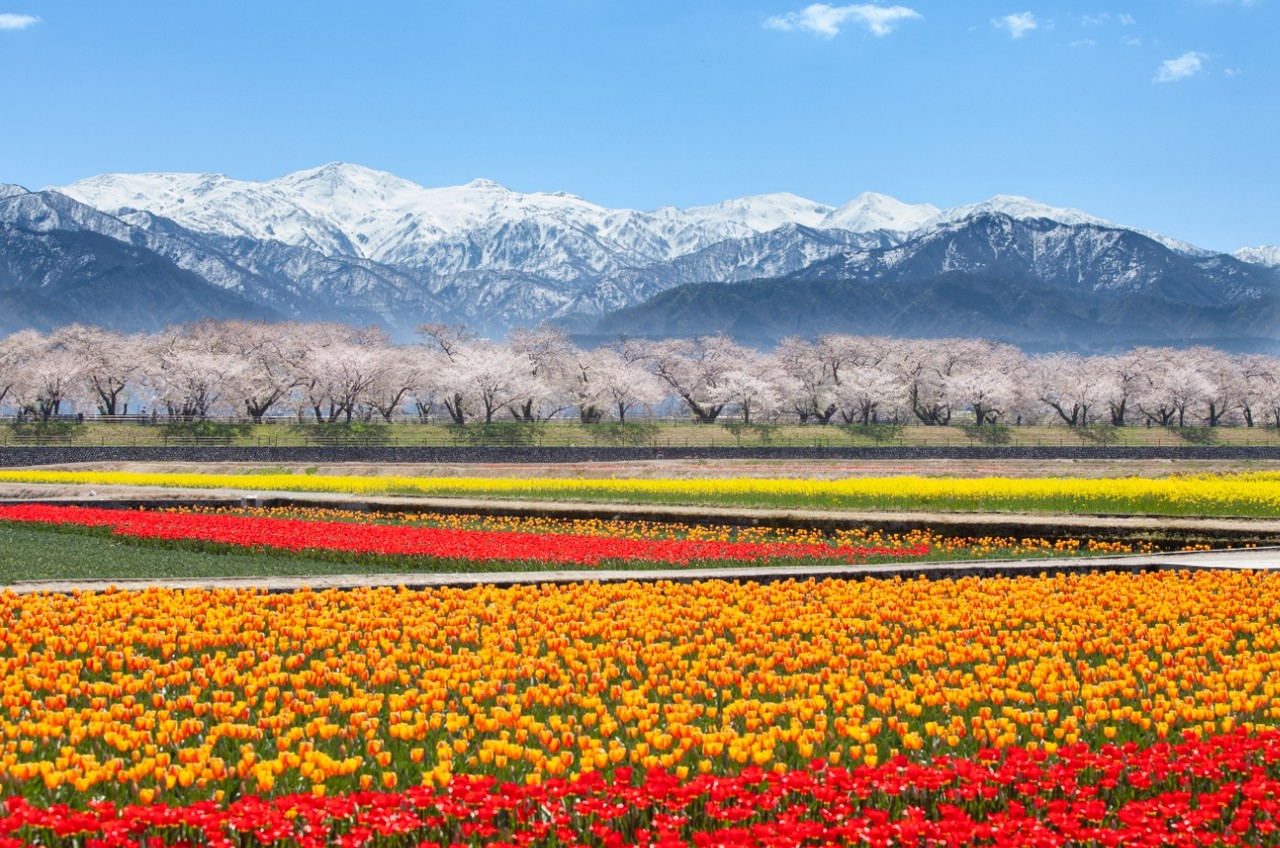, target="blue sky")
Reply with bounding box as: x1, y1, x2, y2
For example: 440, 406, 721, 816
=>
1, 1, 1274, 251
